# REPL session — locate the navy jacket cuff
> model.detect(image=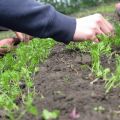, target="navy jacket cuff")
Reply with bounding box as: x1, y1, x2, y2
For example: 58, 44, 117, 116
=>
49, 11, 76, 44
